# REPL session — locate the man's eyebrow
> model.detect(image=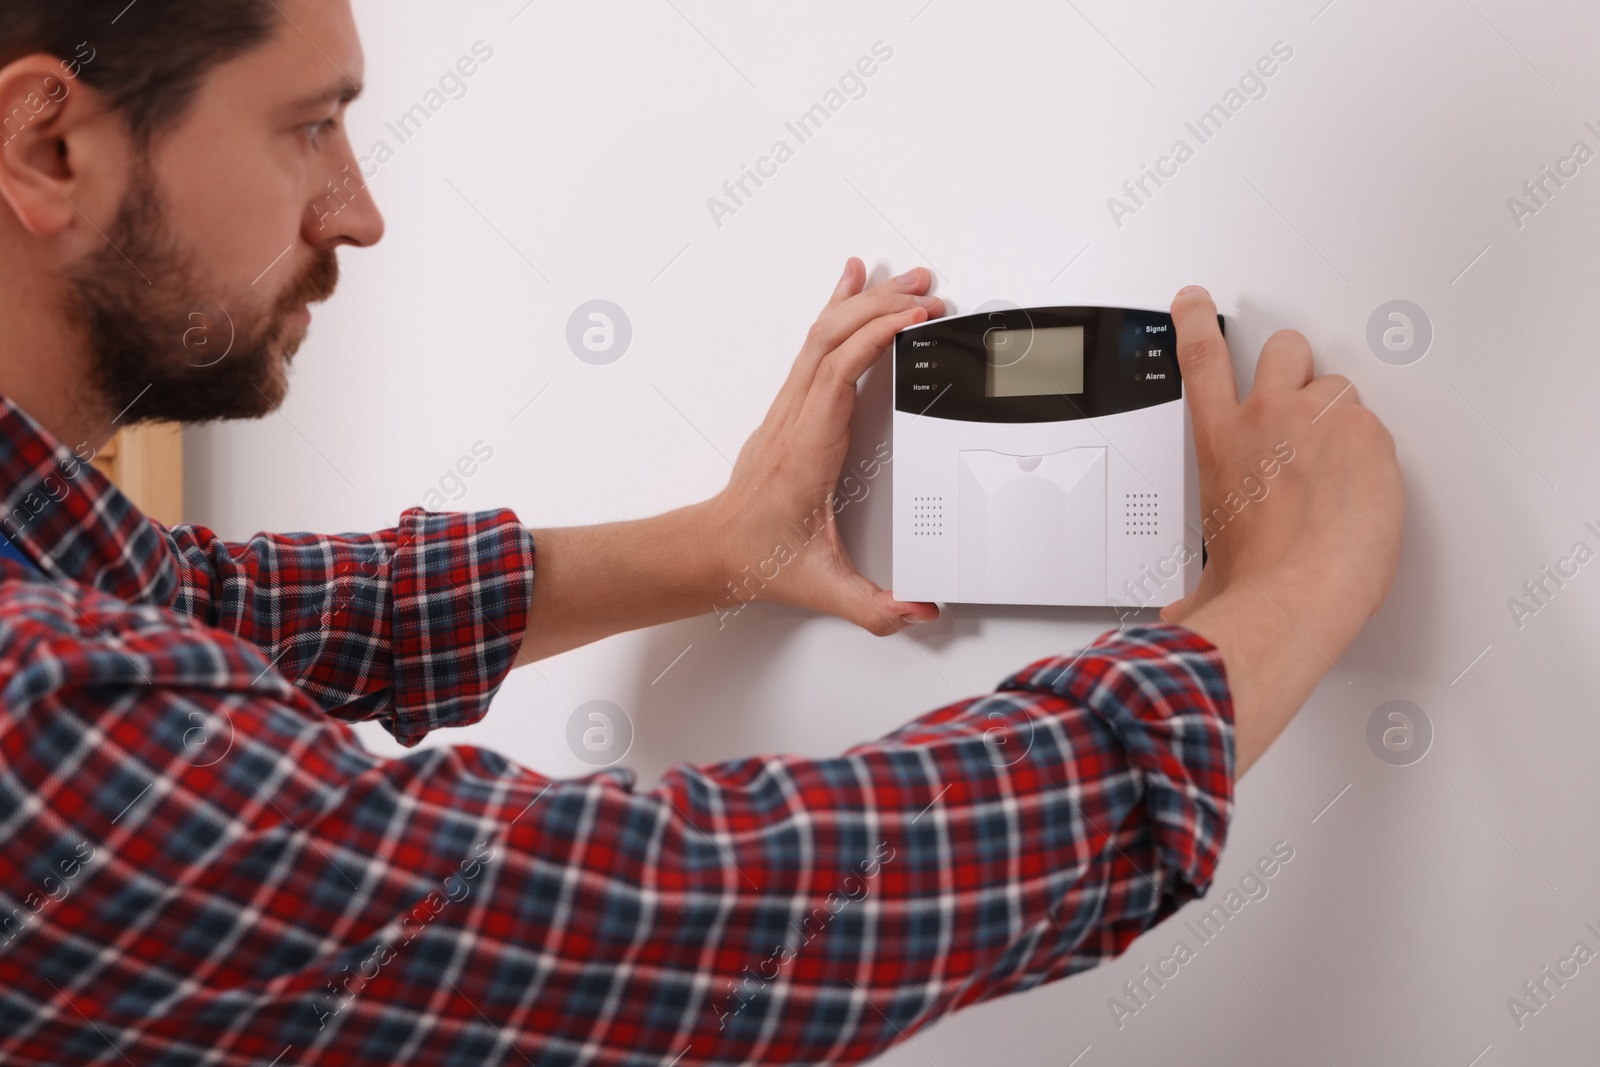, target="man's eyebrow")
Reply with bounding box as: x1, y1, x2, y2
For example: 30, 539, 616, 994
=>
288, 81, 364, 111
